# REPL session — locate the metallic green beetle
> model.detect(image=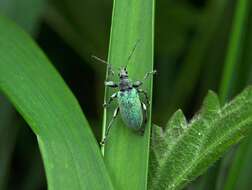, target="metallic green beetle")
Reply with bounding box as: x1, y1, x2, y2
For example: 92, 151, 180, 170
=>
92, 45, 156, 145
101, 67, 156, 144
